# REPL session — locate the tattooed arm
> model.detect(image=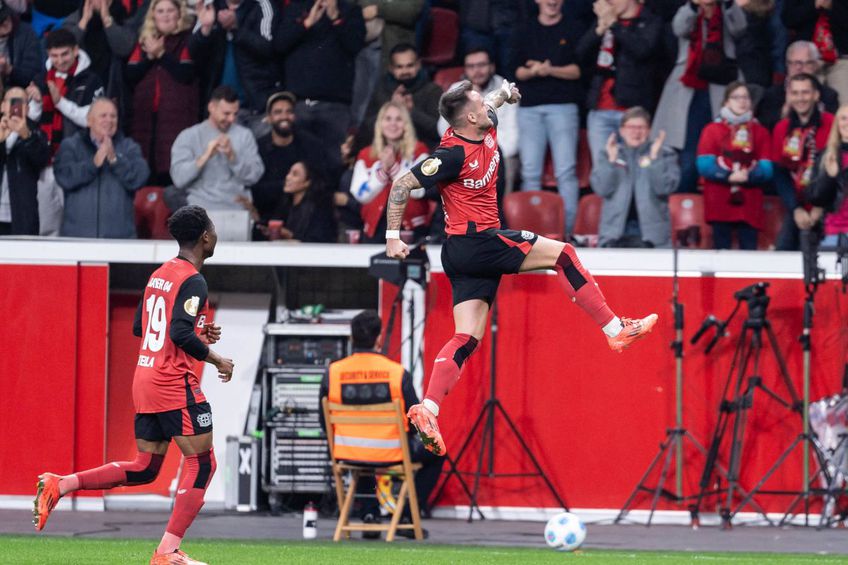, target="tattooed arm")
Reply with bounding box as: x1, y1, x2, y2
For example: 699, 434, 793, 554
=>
385, 171, 421, 259
484, 79, 521, 111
